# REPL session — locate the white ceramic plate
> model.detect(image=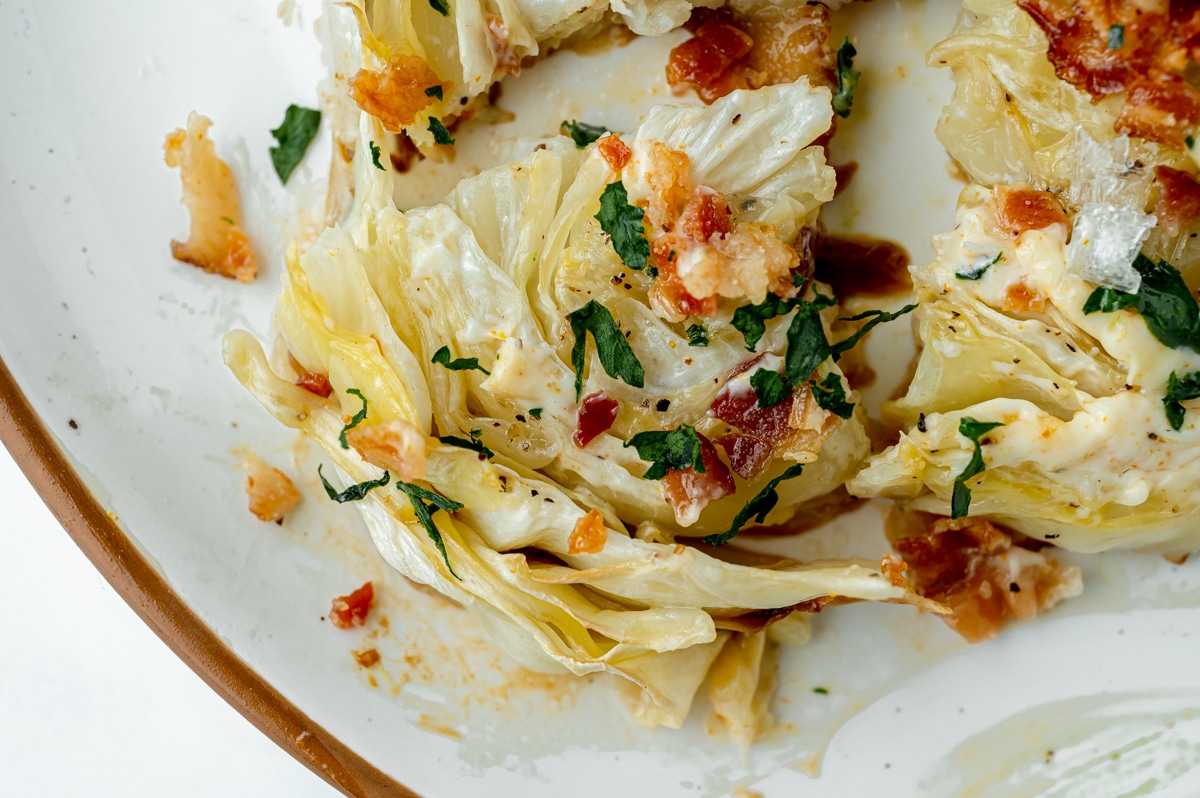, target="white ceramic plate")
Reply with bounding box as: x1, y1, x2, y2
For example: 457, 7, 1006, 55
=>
3, 0, 1200, 795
